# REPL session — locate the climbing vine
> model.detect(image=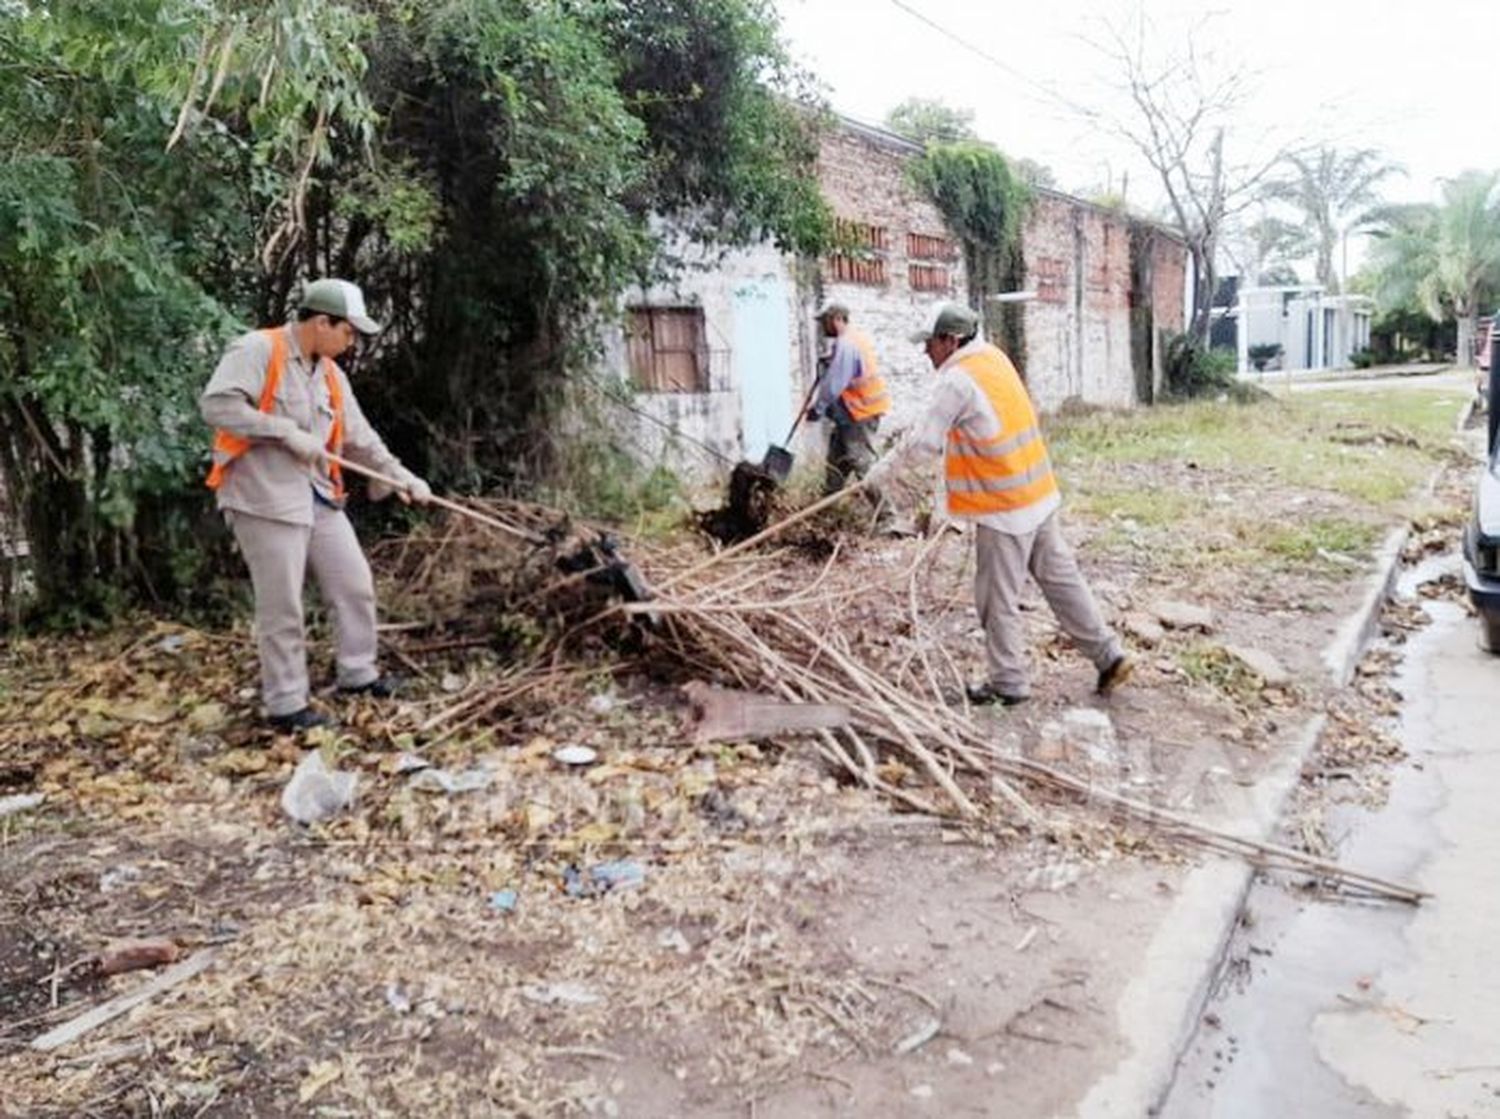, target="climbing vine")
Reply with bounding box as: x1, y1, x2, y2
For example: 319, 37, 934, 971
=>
910, 142, 1032, 367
